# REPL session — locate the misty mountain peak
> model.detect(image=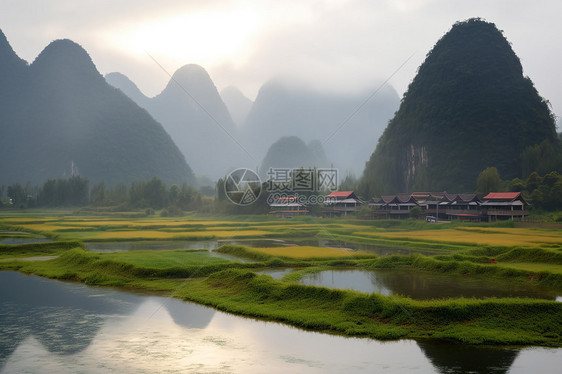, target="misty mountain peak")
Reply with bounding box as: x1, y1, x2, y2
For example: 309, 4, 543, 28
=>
360, 18, 557, 195
165, 64, 214, 92
31, 39, 102, 82
157, 63, 223, 106
0, 29, 26, 68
